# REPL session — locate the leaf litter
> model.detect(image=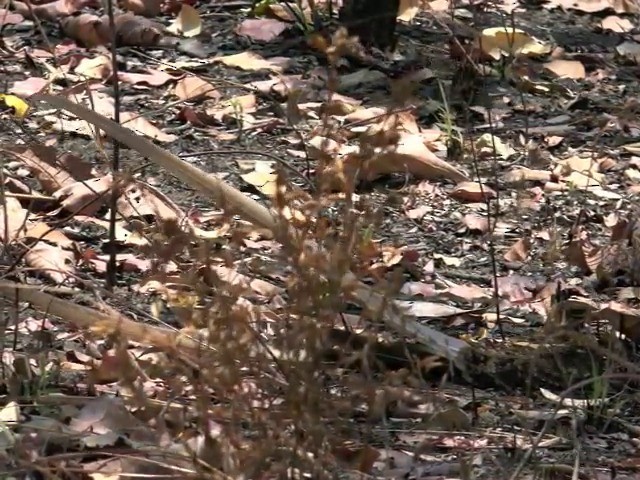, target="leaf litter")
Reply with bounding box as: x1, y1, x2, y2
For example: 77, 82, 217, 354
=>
2, 0, 640, 478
